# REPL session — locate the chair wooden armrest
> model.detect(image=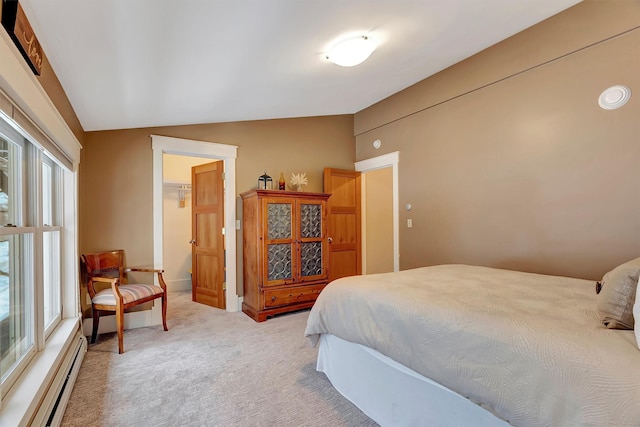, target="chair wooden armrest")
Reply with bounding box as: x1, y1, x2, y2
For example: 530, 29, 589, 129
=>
127, 267, 165, 274
125, 267, 168, 291
88, 276, 123, 300
91, 277, 118, 284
